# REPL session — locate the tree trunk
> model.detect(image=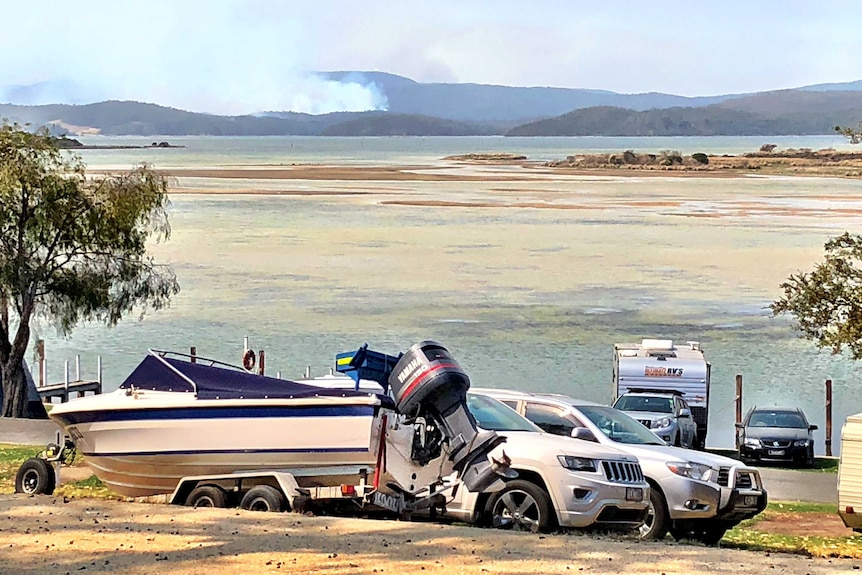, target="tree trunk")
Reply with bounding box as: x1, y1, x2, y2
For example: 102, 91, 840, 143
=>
1, 360, 29, 418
